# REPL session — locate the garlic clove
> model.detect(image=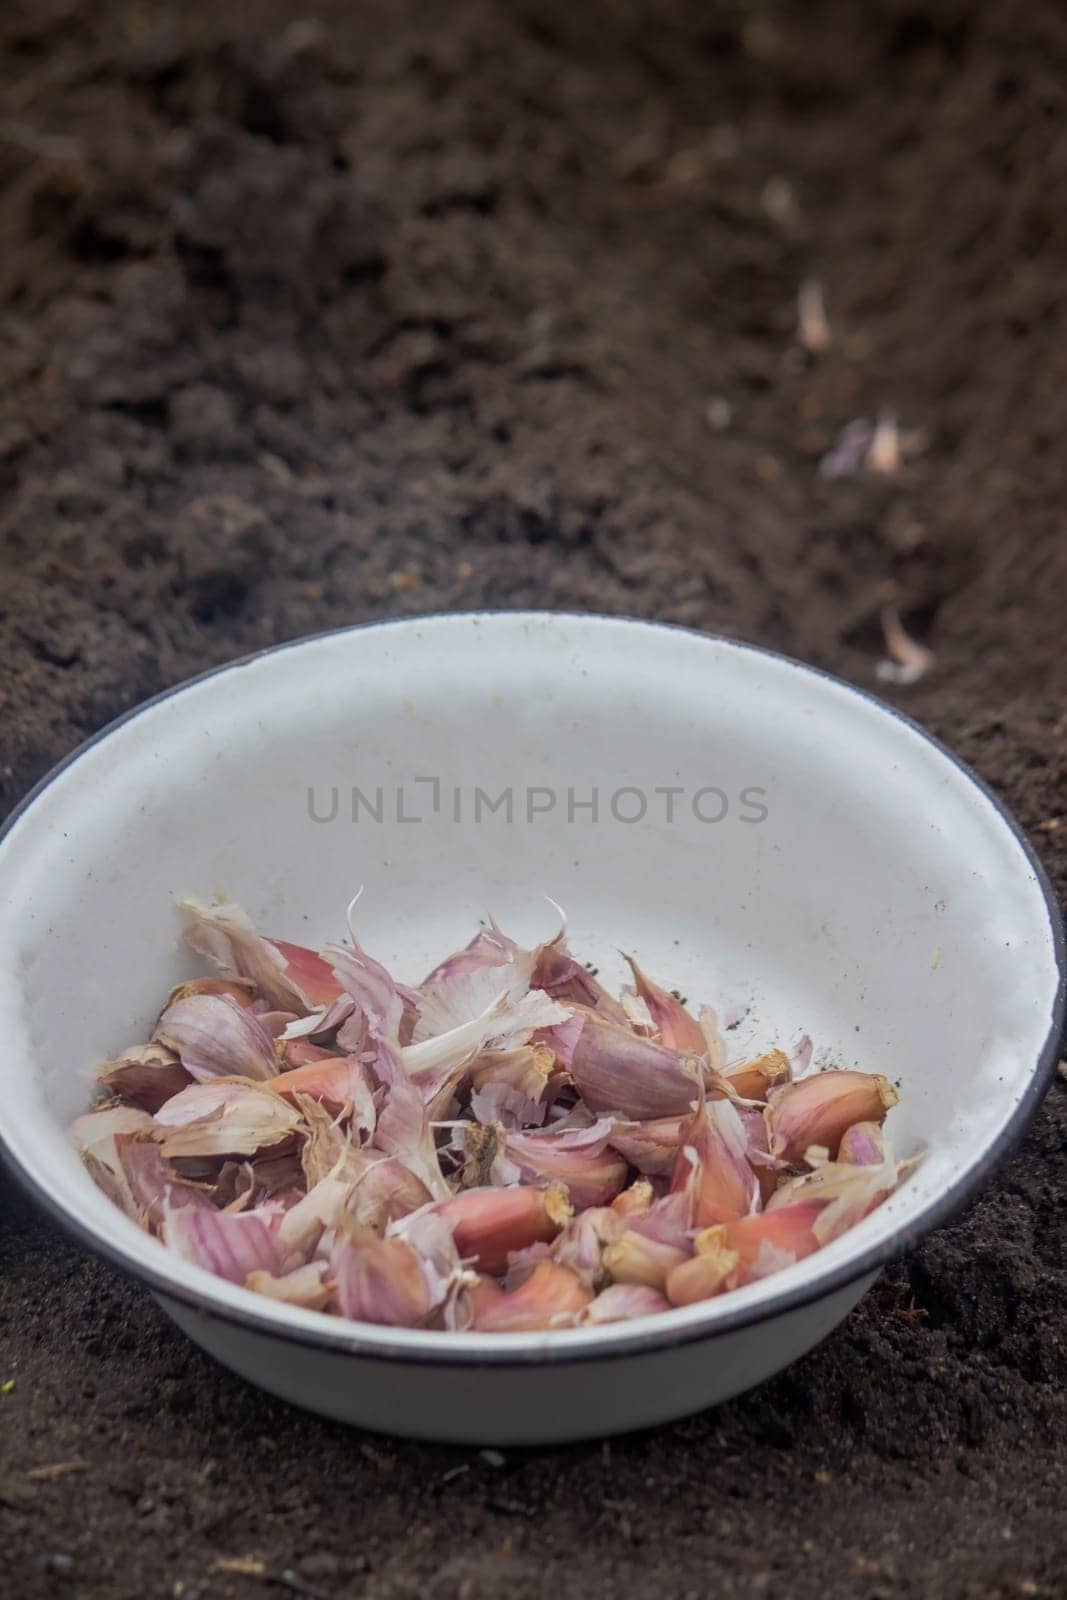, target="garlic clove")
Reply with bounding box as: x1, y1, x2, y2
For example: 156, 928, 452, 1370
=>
569, 1013, 704, 1120
434, 1182, 571, 1274
611, 1177, 654, 1219
469, 1261, 592, 1331
724, 1048, 791, 1103
603, 1228, 689, 1292
766, 1070, 899, 1163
